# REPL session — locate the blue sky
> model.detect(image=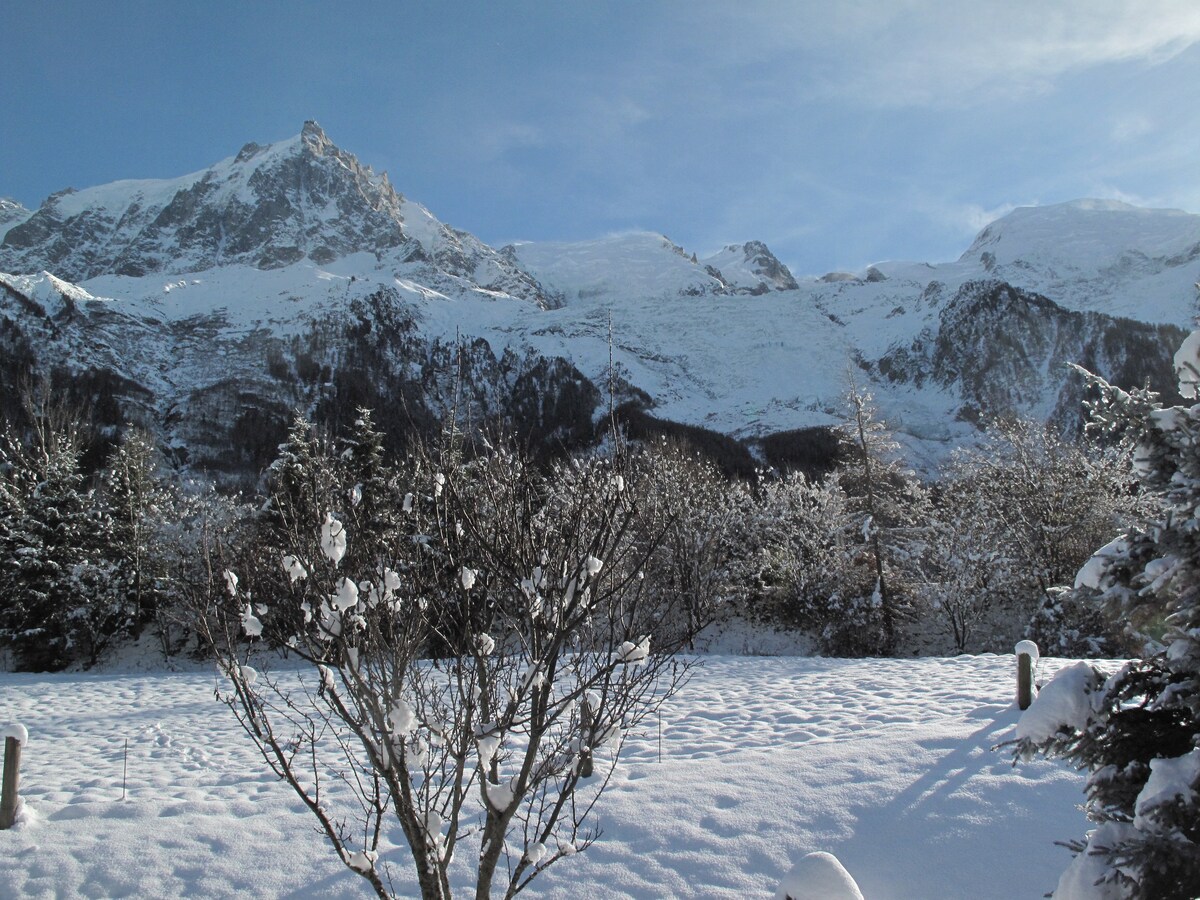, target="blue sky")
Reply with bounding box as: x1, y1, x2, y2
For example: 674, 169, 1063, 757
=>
3, 1, 1199, 275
